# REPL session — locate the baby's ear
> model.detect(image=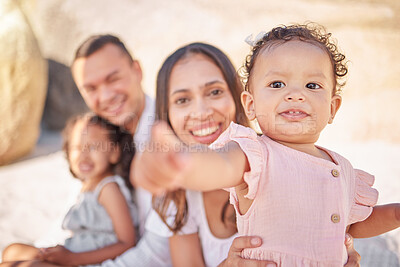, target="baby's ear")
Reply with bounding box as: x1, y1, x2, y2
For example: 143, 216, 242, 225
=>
329, 94, 342, 124
241, 91, 256, 121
